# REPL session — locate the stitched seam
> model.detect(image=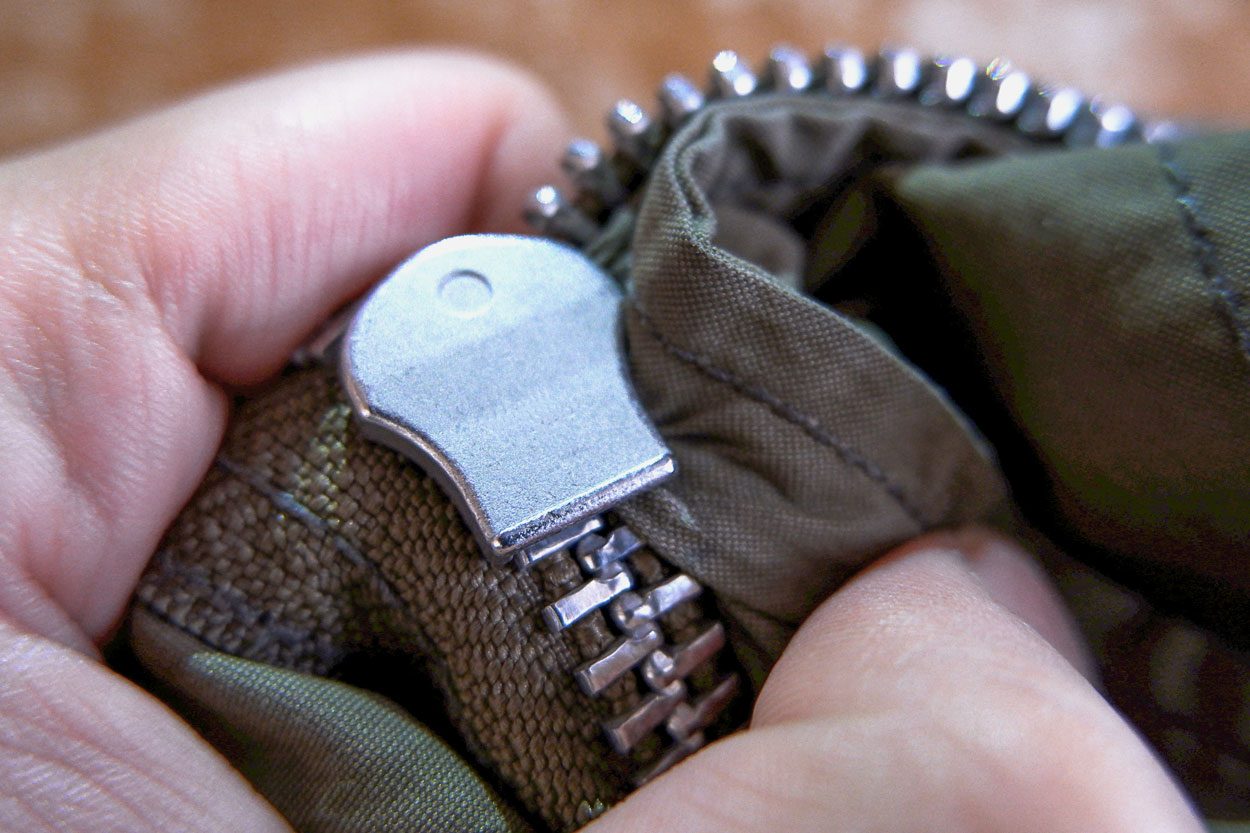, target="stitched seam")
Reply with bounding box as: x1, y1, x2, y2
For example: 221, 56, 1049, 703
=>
214, 454, 405, 608
1156, 142, 1250, 367
134, 593, 337, 665
631, 306, 928, 529
142, 548, 319, 641
219, 452, 586, 675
